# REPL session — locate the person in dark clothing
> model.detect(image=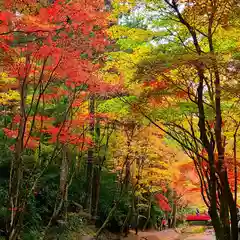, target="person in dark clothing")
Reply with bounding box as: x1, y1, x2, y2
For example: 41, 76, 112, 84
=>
156, 217, 161, 230
208, 207, 211, 216
168, 217, 171, 228
123, 224, 130, 237
131, 214, 138, 235
162, 218, 167, 230
196, 208, 200, 216
237, 208, 240, 233
135, 226, 138, 235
